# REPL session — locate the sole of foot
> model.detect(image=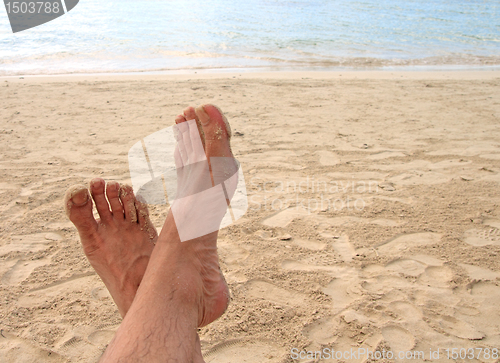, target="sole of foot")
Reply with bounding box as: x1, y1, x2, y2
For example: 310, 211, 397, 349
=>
64, 178, 157, 317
